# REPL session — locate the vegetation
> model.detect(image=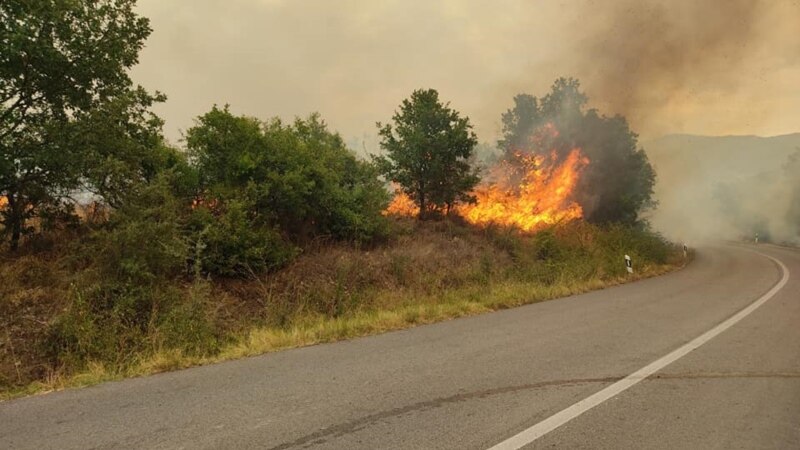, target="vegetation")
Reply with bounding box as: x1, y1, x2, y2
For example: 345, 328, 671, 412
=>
374, 89, 480, 218
0, 1, 684, 399
499, 78, 657, 224
186, 107, 389, 275
1, 218, 684, 398
0, 0, 159, 250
